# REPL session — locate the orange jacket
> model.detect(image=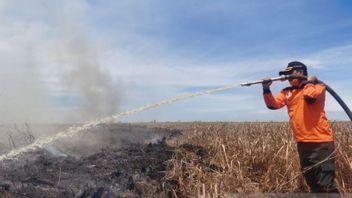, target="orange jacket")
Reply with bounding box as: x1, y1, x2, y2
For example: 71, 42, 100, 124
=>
263, 82, 333, 142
